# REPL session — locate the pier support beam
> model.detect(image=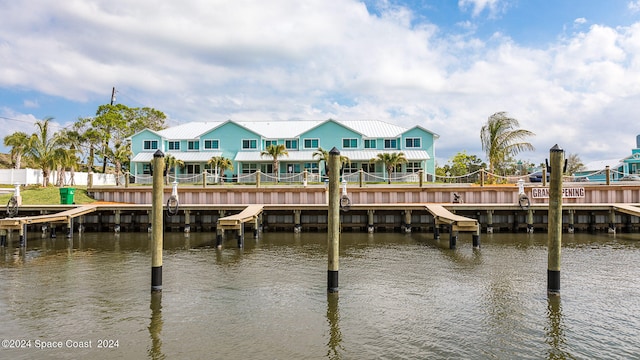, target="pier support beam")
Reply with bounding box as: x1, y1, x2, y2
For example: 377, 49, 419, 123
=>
237, 225, 244, 249
216, 226, 223, 248
568, 210, 575, 233
114, 210, 121, 233
403, 210, 412, 233
184, 210, 191, 233
472, 232, 480, 248
67, 219, 73, 238
547, 144, 564, 296
608, 210, 616, 234
527, 209, 534, 233
449, 226, 457, 250
0, 229, 6, 247
19, 224, 26, 247
327, 147, 341, 293
151, 150, 165, 293
294, 210, 302, 233
486, 210, 494, 234
367, 210, 374, 233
